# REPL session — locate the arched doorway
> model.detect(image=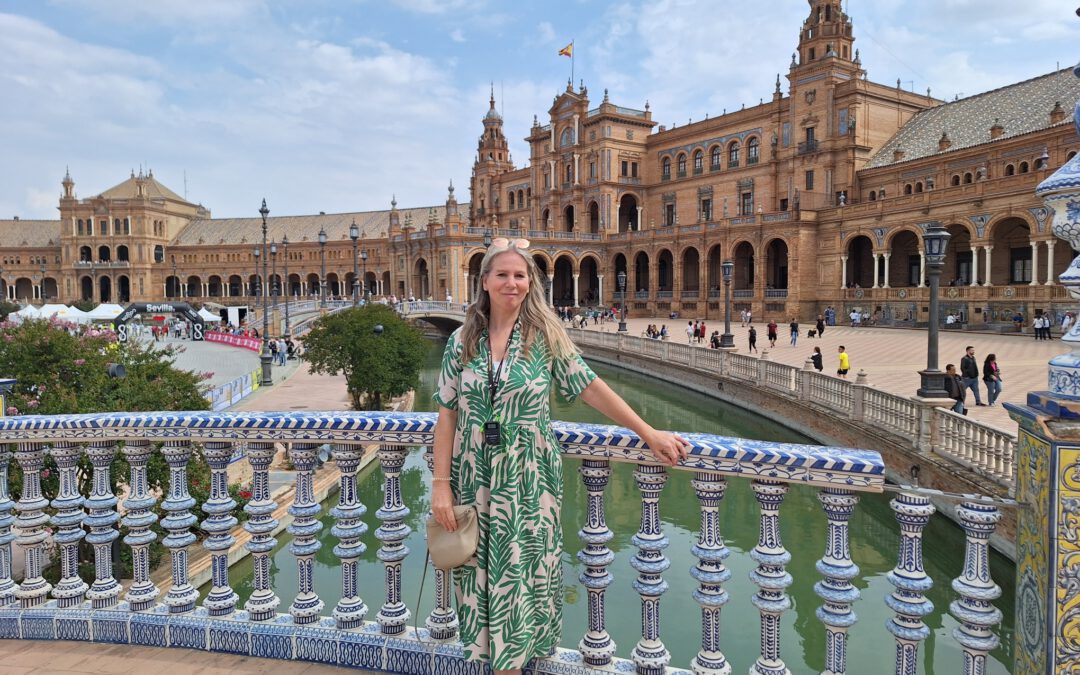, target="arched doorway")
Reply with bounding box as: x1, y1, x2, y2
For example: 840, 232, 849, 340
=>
706, 244, 724, 298
79, 246, 92, 262
845, 236, 874, 288
414, 259, 430, 299
116, 245, 129, 262
532, 254, 551, 302
229, 275, 243, 297
208, 276, 223, 297
657, 249, 674, 295
364, 271, 377, 298
117, 275, 130, 303
166, 276, 181, 298
99, 276, 112, 303
733, 242, 755, 290
98, 245, 111, 262
14, 278, 33, 302
888, 231, 921, 287
186, 275, 201, 298
306, 273, 320, 298
681, 247, 700, 296
553, 255, 574, 306
327, 273, 341, 298
80, 276, 93, 302
765, 239, 788, 289
945, 224, 974, 286
612, 253, 629, 304
588, 202, 600, 234
249, 274, 262, 297
541, 208, 551, 231
580, 256, 600, 305
634, 251, 650, 297
619, 195, 639, 232
467, 252, 484, 302
564, 205, 575, 233
42, 278, 58, 302
381, 271, 391, 298
989, 217, 1032, 285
